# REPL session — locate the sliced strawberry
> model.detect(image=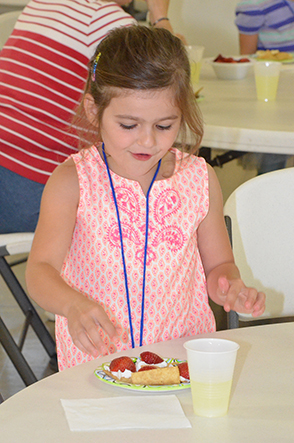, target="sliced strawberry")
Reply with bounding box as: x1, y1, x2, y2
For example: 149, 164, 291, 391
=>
140, 351, 164, 365
178, 362, 189, 380
213, 54, 225, 62
109, 356, 136, 373
138, 365, 157, 372
225, 57, 236, 63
